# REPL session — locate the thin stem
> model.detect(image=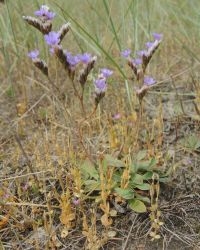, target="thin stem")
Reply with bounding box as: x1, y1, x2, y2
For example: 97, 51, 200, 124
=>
135, 99, 144, 147
78, 105, 98, 160
70, 78, 86, 116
